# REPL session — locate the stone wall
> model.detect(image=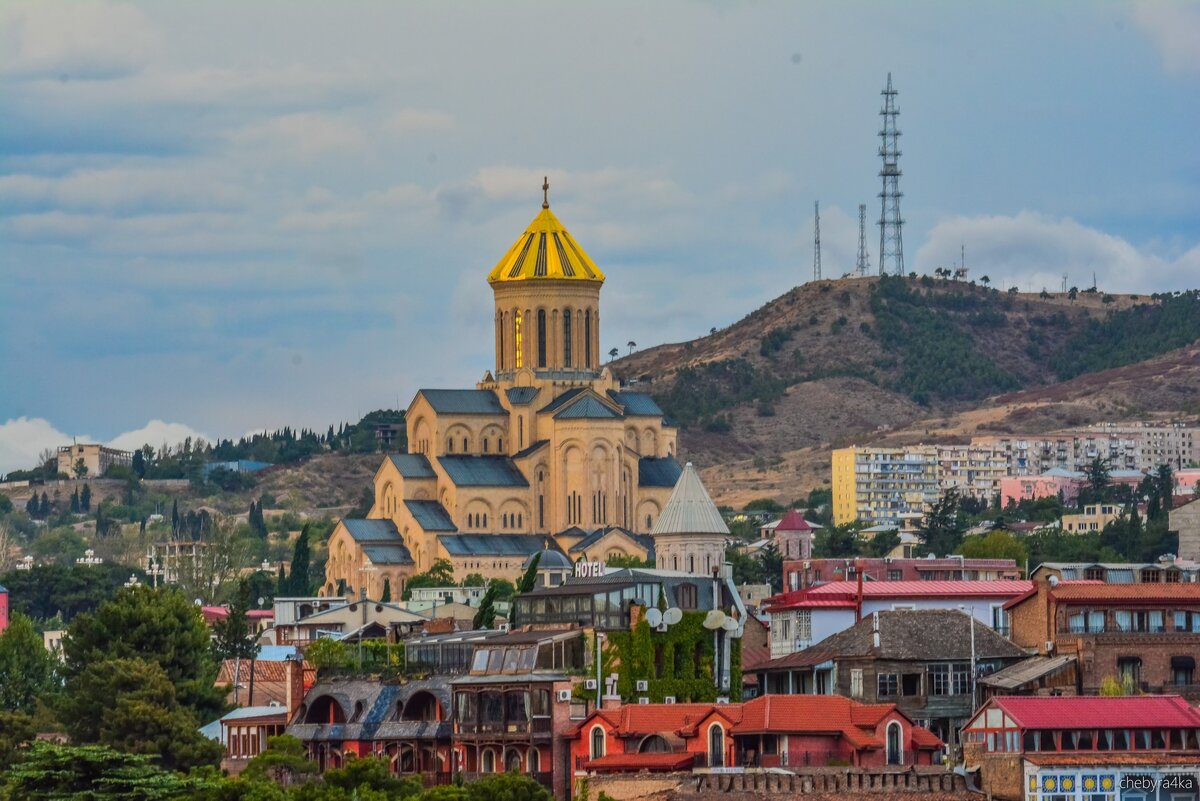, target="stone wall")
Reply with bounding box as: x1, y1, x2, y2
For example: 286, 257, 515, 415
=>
1170, 499, 1200, 562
